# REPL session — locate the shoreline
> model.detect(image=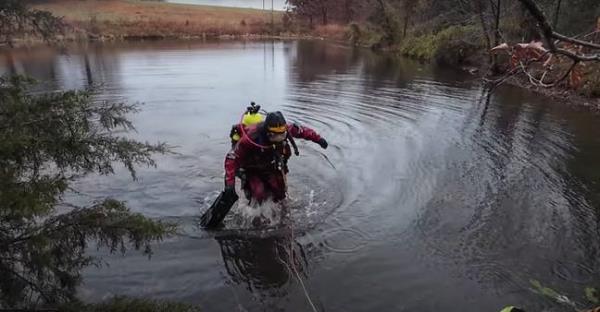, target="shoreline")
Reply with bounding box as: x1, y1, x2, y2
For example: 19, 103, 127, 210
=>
0, 33, 328, 50
502, 75, 600, 112
13, 1, 600, 108
6, 37, 598, 112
